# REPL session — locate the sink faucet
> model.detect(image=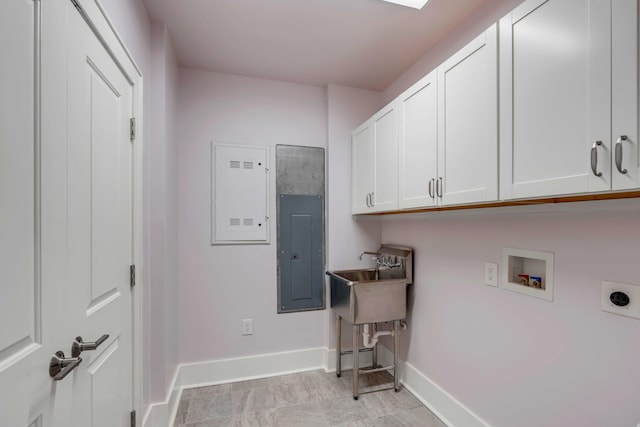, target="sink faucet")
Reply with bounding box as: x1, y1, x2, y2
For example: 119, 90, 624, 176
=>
381, 256, 403, 268
360, 251, 403, 269
359, 251, 381, 261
